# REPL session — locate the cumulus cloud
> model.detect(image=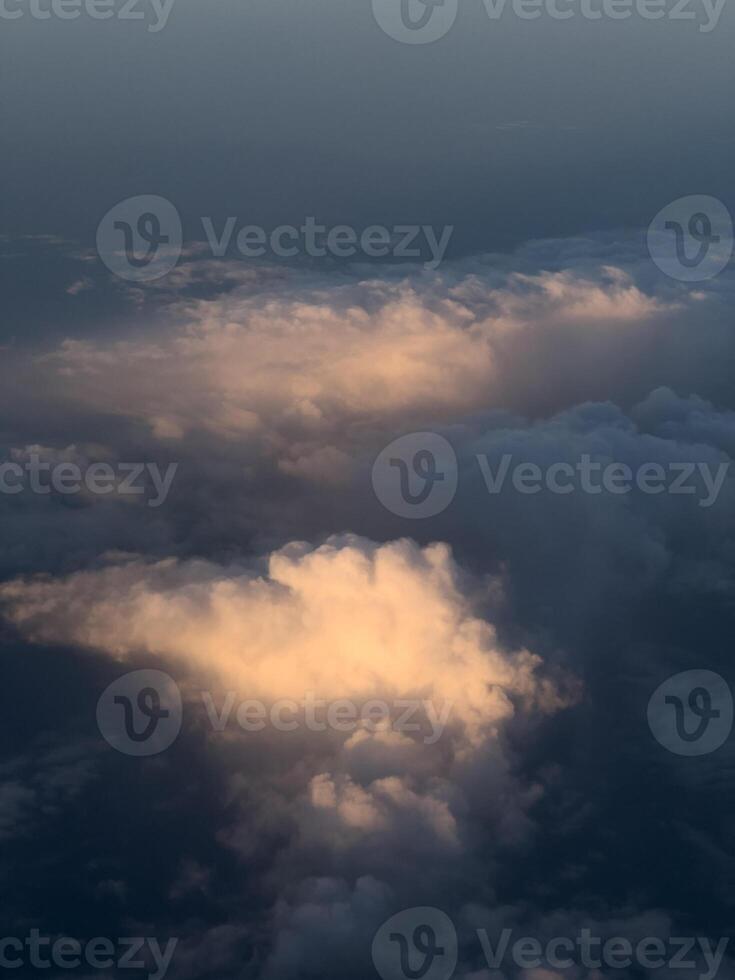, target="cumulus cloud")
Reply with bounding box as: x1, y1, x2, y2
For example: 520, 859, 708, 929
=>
441, 388, 735, 647
1, 239, 729, 576
16, 255, 679, 459
0, 533, 578, 971
0, 536, 569, 747
3, 234, 735, 980
40, 285, 495, 443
